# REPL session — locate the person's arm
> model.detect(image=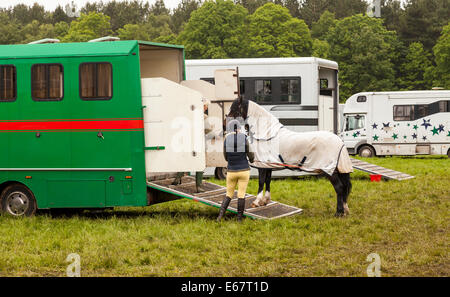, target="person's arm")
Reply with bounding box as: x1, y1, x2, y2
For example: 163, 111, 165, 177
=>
223, 137, 228, 161
245, 137, 254, 163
